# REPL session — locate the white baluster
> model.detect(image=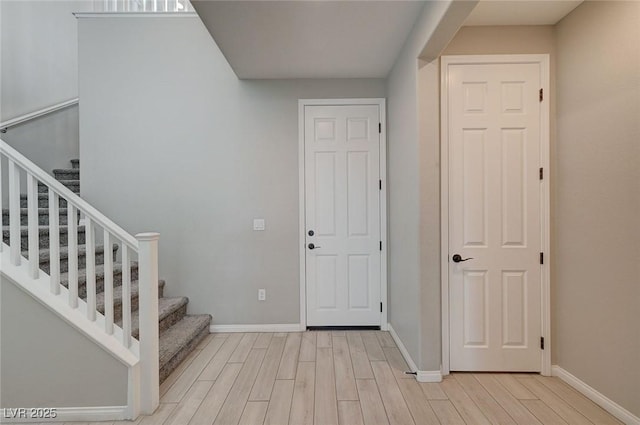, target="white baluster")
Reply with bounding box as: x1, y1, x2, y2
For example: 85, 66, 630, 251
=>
104, 230, 114, 335
121, 243, 132, 347
86, 217, 96, 321
8, 160, 21, 266
27, 175, 39, 279
153, 0, 157, 12
137, 232, 160, 415
49, 189, 60, 294
67, 205, 78, 308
